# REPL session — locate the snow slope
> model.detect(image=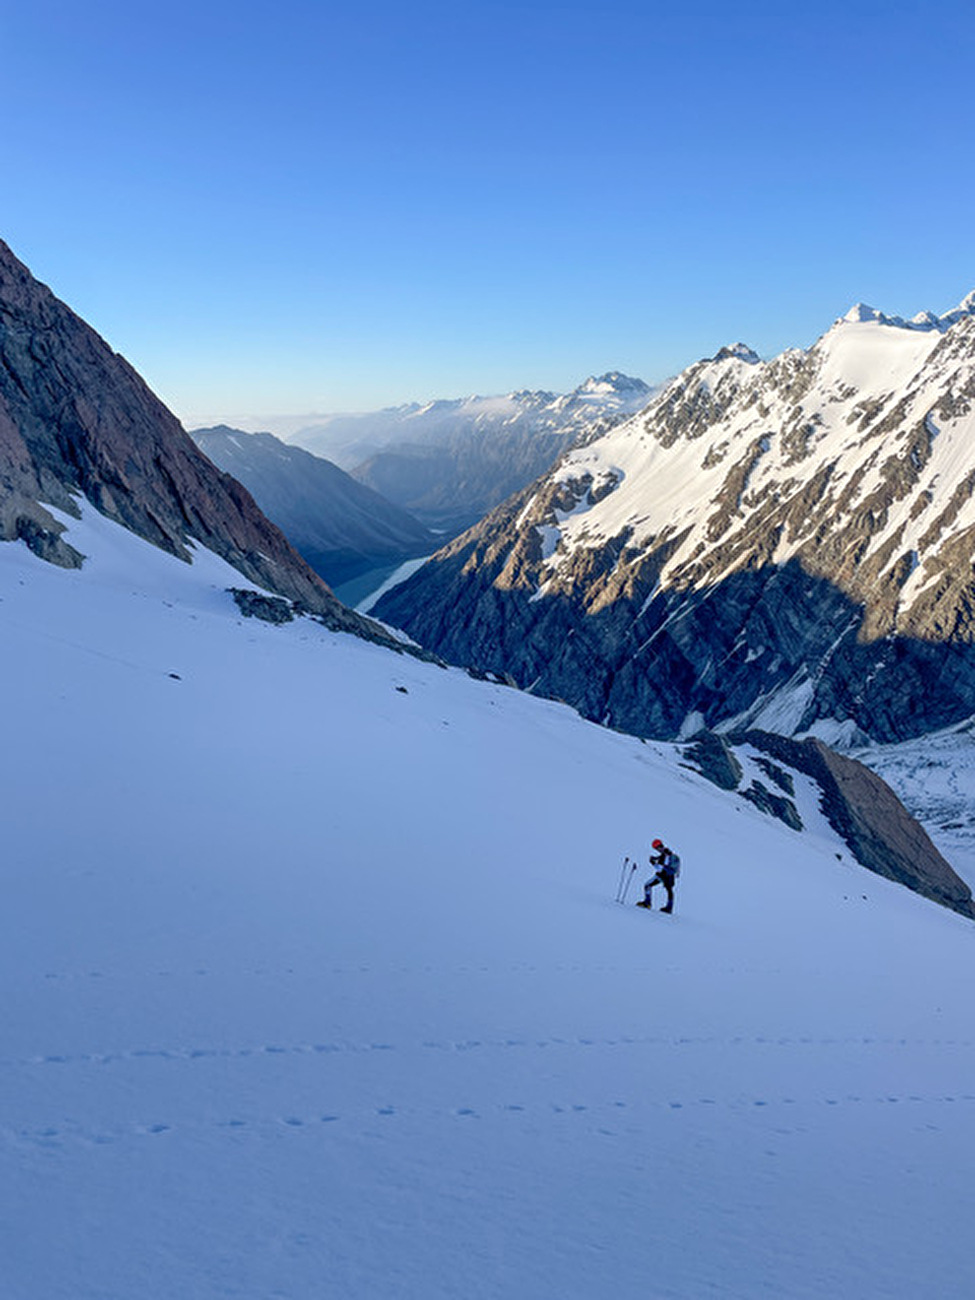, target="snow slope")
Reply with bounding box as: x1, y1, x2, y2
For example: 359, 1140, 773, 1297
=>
3, 511, 975, 1300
